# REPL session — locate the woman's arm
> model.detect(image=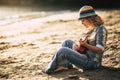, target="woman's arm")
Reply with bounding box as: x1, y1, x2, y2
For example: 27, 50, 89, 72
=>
79, 40, 102, 53
80, 26, 107, 53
